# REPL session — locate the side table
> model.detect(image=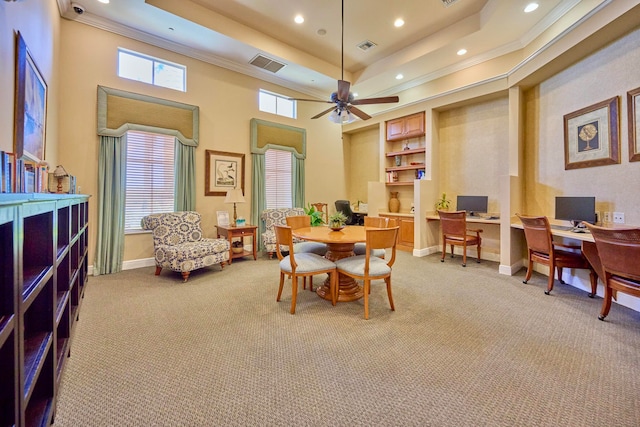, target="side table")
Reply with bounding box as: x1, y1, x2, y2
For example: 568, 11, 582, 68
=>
216, 224, 258, 264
